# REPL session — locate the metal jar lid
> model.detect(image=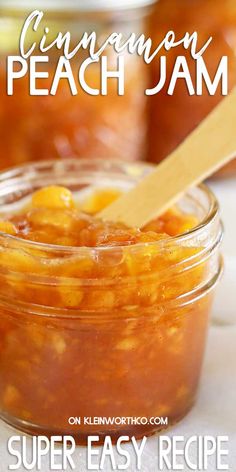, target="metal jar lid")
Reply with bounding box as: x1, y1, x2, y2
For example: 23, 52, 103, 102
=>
0, 0, 156, 12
